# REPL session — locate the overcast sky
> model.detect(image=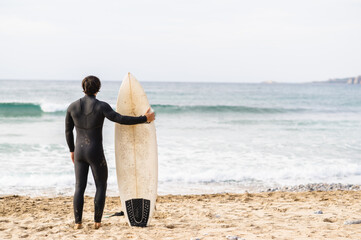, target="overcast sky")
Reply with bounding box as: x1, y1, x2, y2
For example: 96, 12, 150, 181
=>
0, 0, 360, 82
